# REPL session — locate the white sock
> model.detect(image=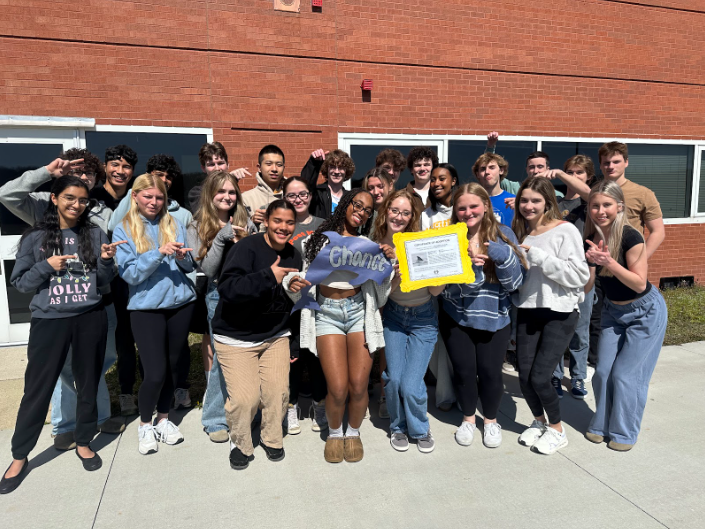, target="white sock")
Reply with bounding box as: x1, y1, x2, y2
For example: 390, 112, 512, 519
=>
329, 424, 344, 438
346, 424, 360, 437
